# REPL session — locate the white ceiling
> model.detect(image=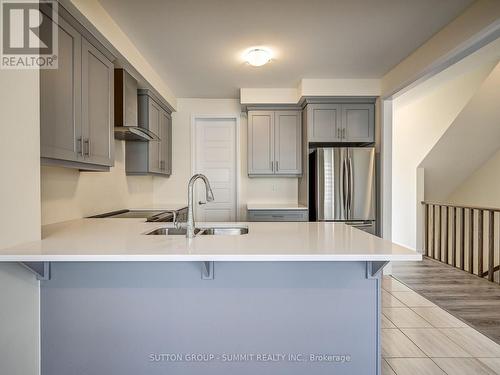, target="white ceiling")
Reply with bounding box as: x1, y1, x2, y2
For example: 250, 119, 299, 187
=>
98, 0, 474, 98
